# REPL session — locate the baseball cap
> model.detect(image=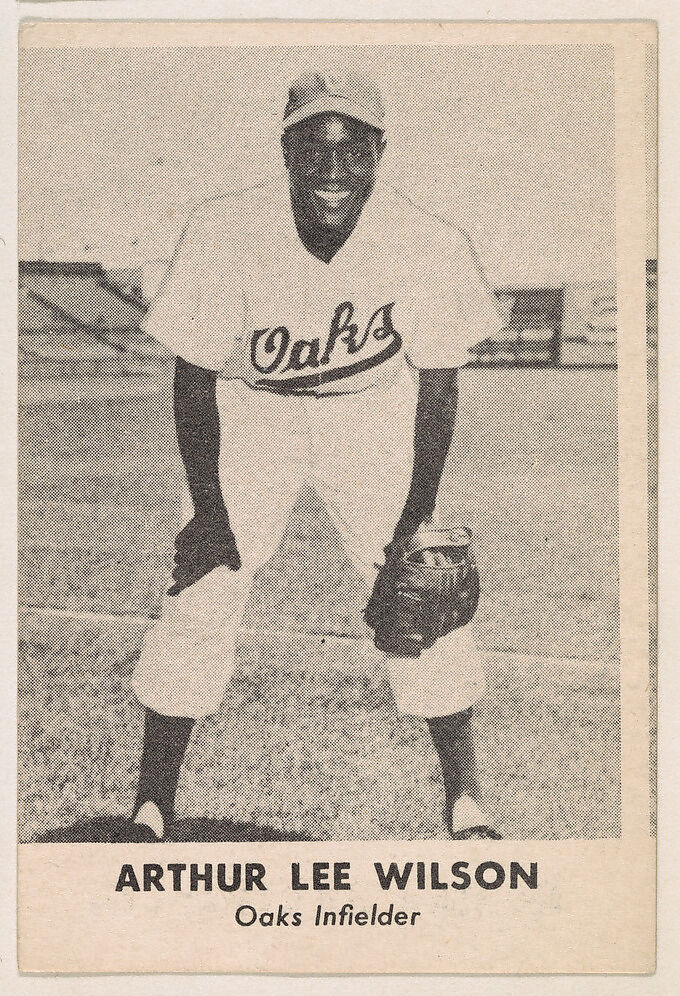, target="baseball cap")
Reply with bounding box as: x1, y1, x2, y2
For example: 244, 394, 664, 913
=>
282, 71, 386, 133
